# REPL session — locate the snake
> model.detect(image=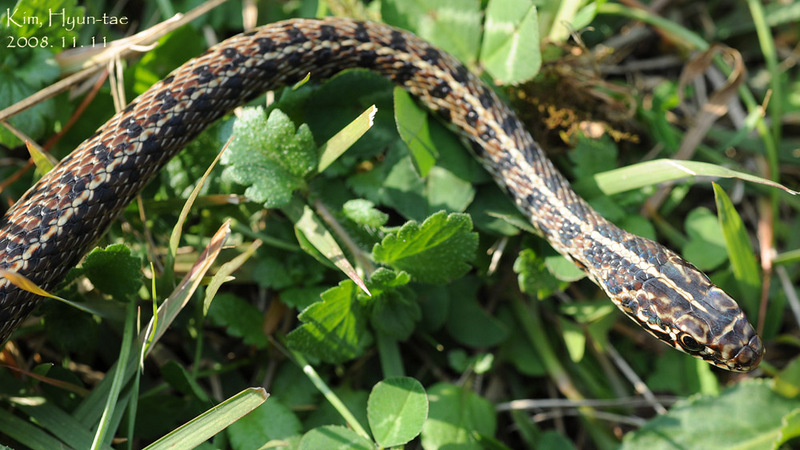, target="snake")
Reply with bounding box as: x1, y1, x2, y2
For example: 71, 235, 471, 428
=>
0, 17, 763, 372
